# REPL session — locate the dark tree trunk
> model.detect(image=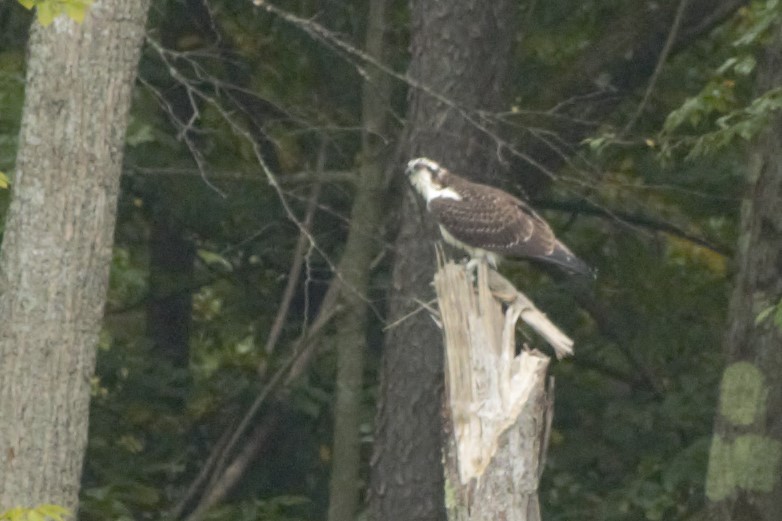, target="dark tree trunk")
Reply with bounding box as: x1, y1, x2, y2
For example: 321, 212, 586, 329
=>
0, 0, 150, 510
147, 208, 194, 369
704, 22, 782, 521
369, 2, 516, 520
